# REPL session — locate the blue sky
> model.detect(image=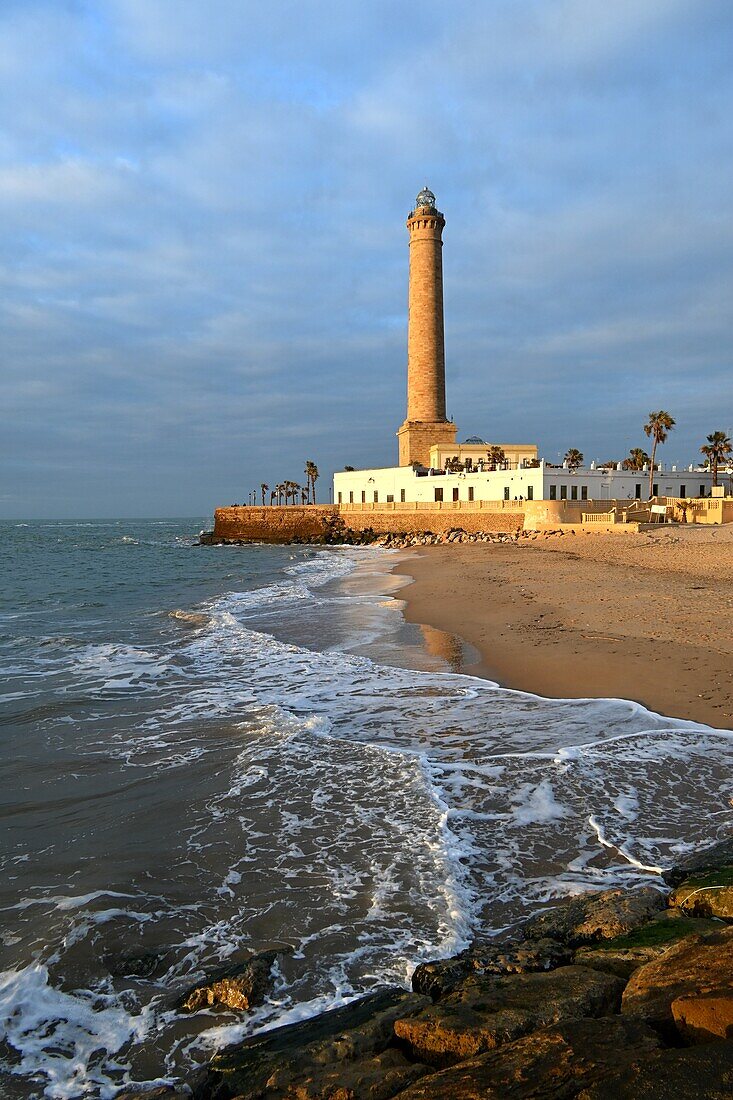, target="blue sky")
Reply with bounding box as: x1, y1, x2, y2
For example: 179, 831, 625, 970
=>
1, 0, 732, 518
